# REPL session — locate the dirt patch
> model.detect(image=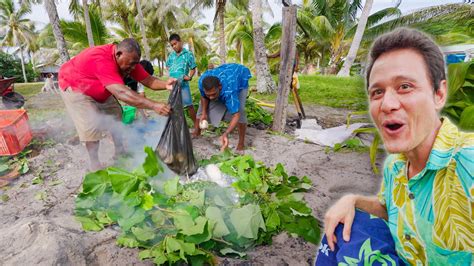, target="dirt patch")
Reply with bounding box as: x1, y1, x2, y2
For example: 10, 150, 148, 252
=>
0, 92, 384, 265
